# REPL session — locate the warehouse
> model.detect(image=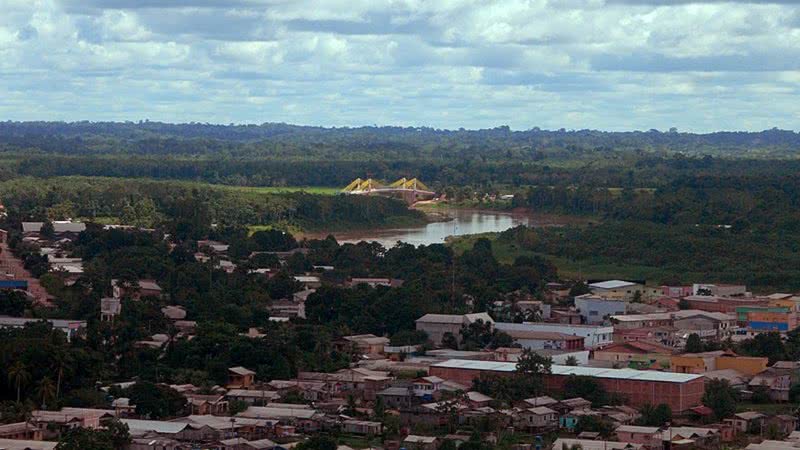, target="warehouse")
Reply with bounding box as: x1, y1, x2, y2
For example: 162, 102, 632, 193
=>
429, 360, 705, 412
